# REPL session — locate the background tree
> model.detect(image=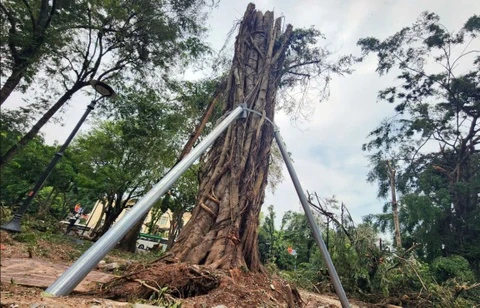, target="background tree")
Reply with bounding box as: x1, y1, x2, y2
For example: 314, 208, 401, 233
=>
281, 211, 316, 265
0, 0, 74, 105
0, 108, 98, 225
73, 85, 185, 240
359, 12, 480, 274
0, 0, 211, 170
0, 131, 52, 209
364, 155, 404, 249
164, 169, 198, 250
145, 198, 168, 235
258, 205, 277, 263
